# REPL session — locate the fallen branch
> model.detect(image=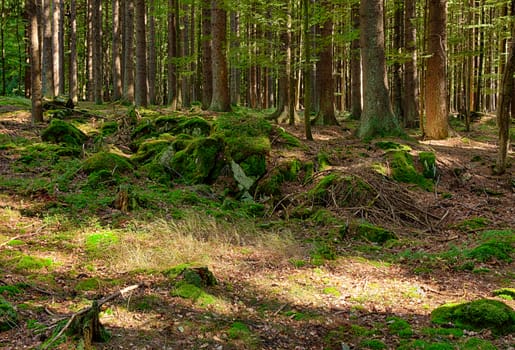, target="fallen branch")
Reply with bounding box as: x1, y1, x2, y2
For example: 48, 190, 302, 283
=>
42, 284, 141, 350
